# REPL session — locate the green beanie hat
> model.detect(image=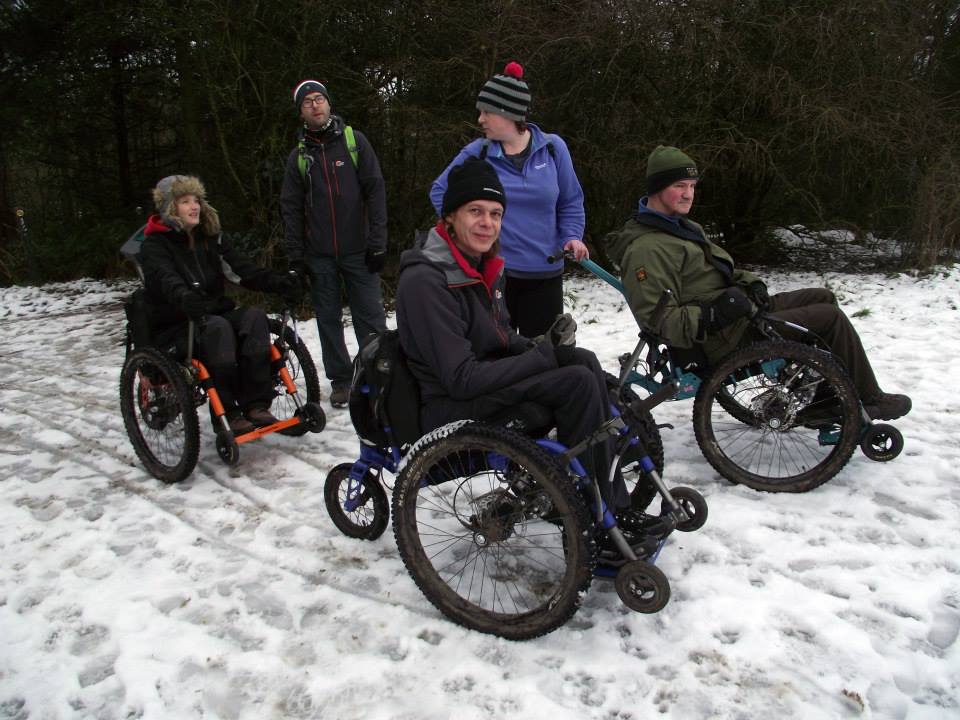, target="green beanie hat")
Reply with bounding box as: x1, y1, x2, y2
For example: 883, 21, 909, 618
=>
646, 145, 699, 196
